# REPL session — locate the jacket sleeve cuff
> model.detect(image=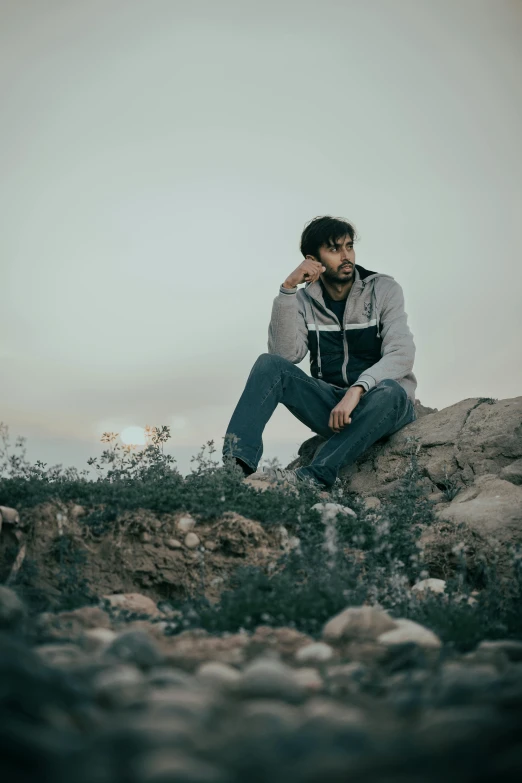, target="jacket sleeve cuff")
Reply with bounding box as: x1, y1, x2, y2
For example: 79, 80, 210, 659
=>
354, 375, 375, 392
279, 284, 298, 294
